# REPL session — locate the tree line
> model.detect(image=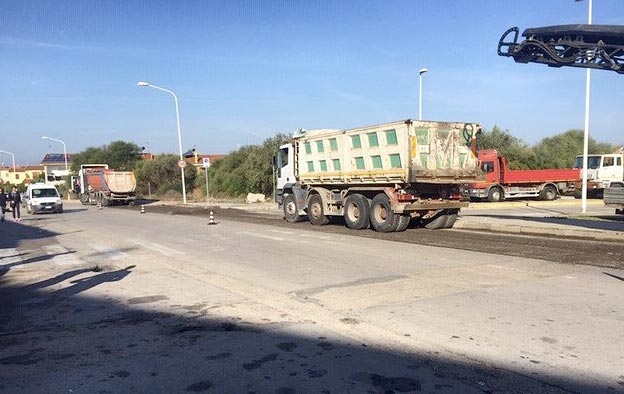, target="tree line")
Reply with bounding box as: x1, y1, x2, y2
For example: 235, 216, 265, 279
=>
68, 127, 618, 199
